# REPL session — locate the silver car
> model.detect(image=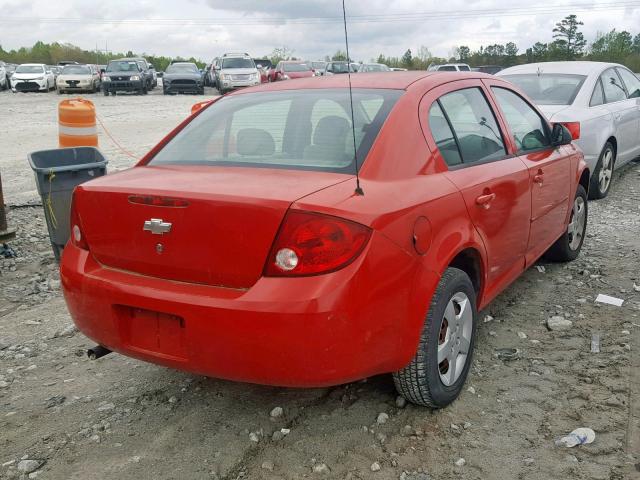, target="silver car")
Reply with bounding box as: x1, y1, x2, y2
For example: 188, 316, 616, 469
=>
498, 61, 640, 199
214, 53, 260, 94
